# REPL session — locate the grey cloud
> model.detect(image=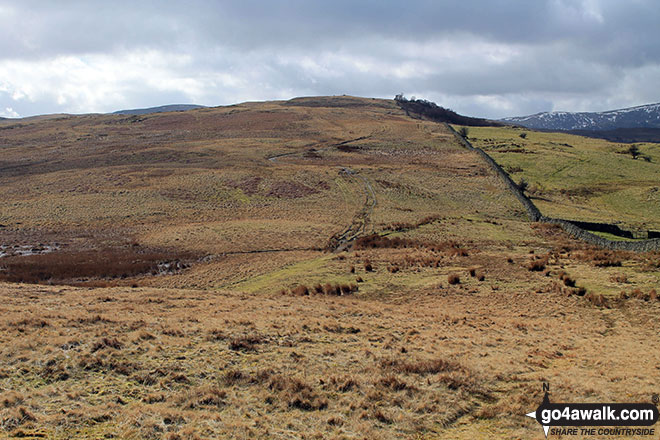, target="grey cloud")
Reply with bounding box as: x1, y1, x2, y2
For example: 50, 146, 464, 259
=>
0, 0, 659, 118
4, 1, 657, 61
